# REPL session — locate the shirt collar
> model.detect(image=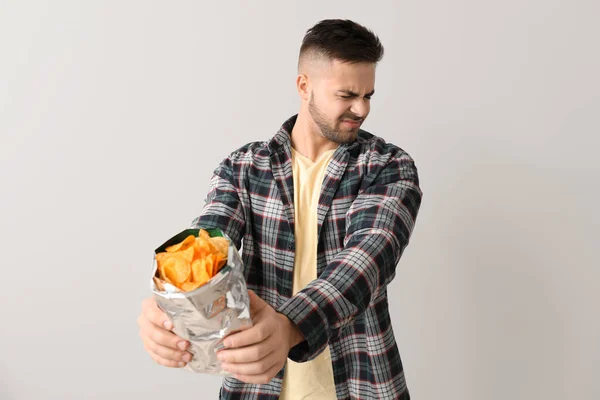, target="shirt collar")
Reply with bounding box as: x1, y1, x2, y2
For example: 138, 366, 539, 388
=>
268, 114, 364, 155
